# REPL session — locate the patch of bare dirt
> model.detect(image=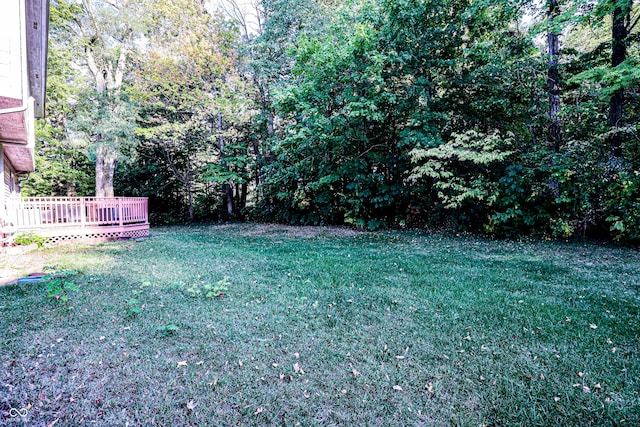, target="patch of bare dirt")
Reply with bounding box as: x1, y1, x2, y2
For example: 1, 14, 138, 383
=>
0, 249, 68, 286
0, 250, 50, 285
